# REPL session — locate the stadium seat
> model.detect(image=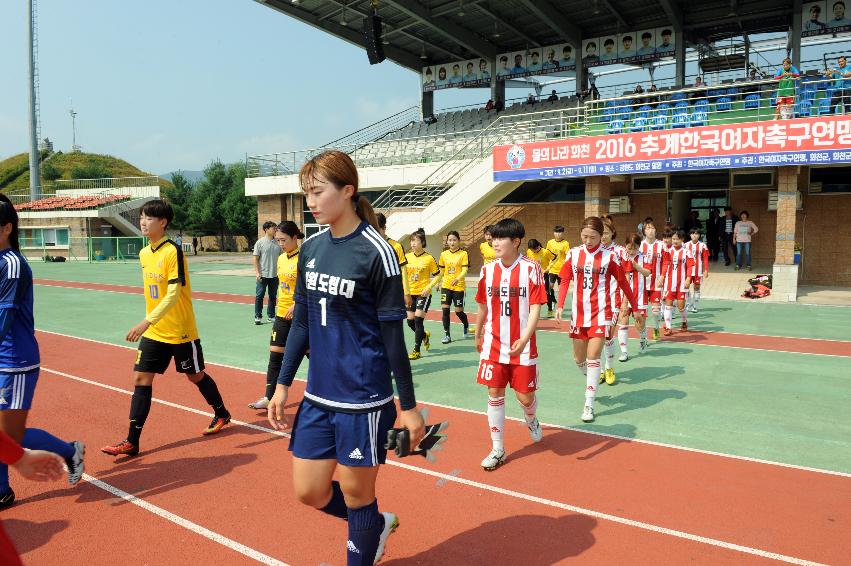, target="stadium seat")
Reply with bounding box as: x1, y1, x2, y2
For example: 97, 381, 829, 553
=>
671, 92, 687, 102
798, 100, 813, 117
637, 105, 652, 118
607, 119, 625, 134
656, 102, 671, 115
671, 105, 689, 128
650, 113, 668, 130
716, 96, 733, 112
690, 110, 708, 127
744, 94, 760, 109
630, 116, 648, 132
